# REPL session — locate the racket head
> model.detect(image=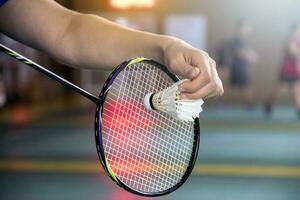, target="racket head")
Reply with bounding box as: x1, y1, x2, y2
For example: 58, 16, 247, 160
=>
95, 58, 200, 196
